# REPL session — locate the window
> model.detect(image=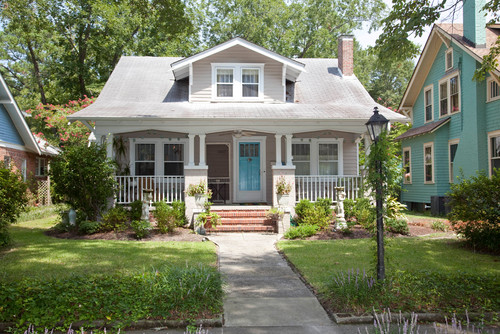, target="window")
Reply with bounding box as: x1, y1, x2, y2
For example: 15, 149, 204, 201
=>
3, 156, 11, 168
292, 139, 343, 175
21, 159, 26, 180
487, 77, 500, 102
216, 68, 233, 97
135, 143, 155, 175
292, 143, 310, 174
36, 157, 48, 176
445, 48, 453, 70
488, 131, 500, 176
403, 147, 411, 184
424, 142, 434, 183
449, 140, 459, 183
212, 64, 263, 100
424, 85, 433, 122
439, 74, 460, 116
164, 144, 184, 175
